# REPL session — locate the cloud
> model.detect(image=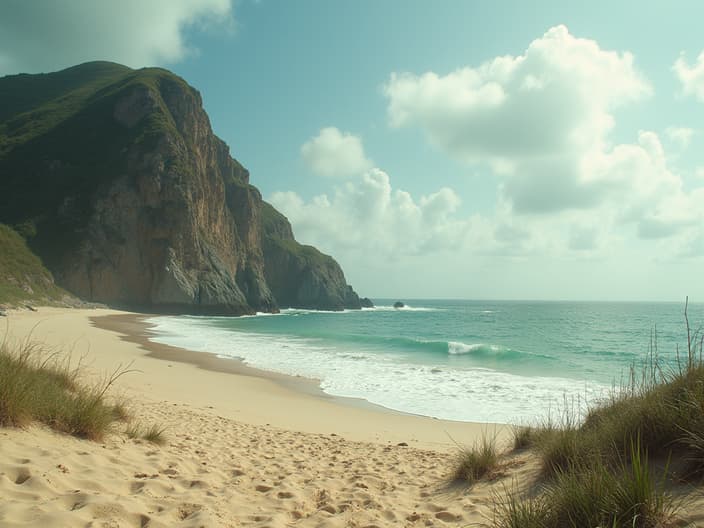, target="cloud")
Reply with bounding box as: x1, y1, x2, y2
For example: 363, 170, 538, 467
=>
275, 146, 704, 263
0, 0, 233, 75
270, 169, 472, 256
385, 25, 649, 166
301, 127, 373, 177
674, 51, 704, 101
275, 27, 704, 266
281, 123, 704, 262
383, 25, 653, 215
379, 25, 704, 256
665, 126, 695, 149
